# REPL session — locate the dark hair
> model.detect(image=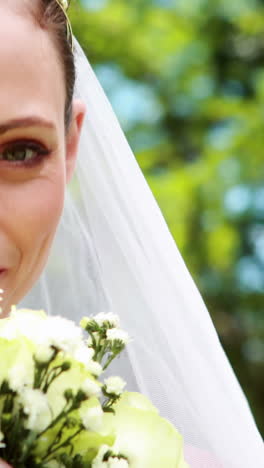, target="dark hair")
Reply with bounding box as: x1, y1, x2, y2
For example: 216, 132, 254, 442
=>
32, 0, 75, 130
